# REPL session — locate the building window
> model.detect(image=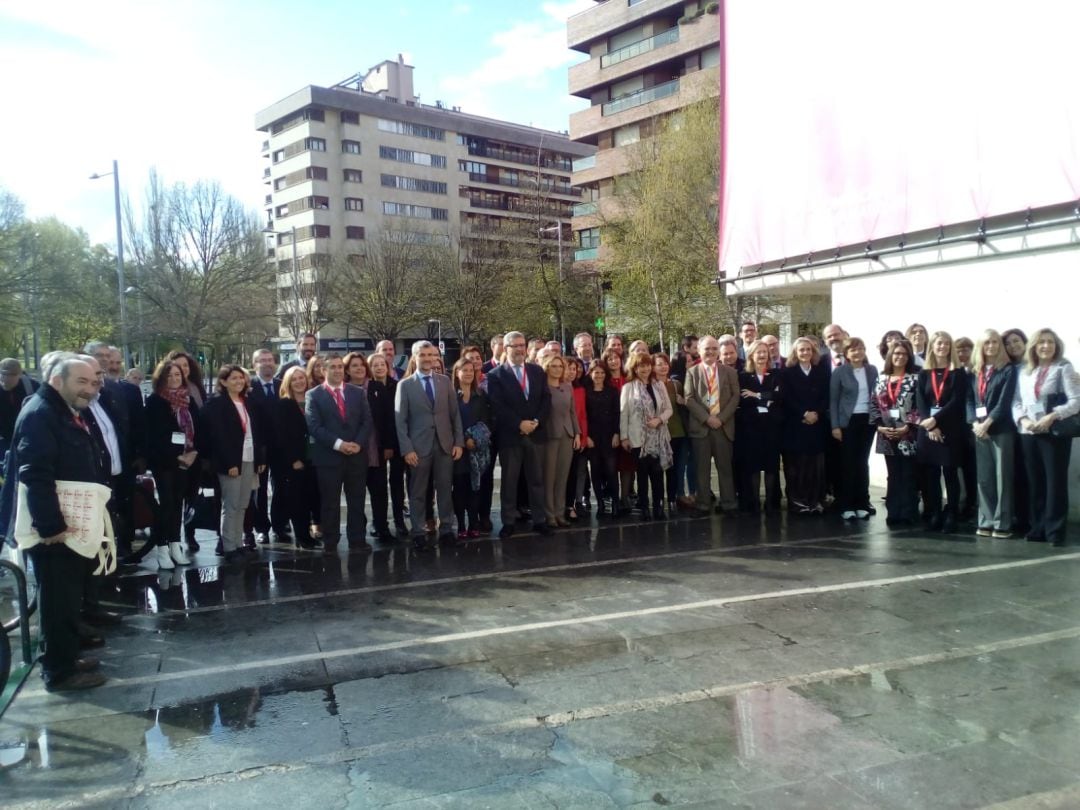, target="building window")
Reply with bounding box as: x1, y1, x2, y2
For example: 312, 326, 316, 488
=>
459, 160, 486, 175
379, 145, 447, 168
344, 198, 364, 211
377, 118, 445, 141
579, 227, 600, 249
346, 226, 366, 239
342, 140, 361, 155
269, 107, 325, 135
340, 110, 360, 125
382, 201, 449, 220
380, 174, 447, 194
307, 137, 326, 152
343, 169, 363, 183
293, 224, 331, 241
